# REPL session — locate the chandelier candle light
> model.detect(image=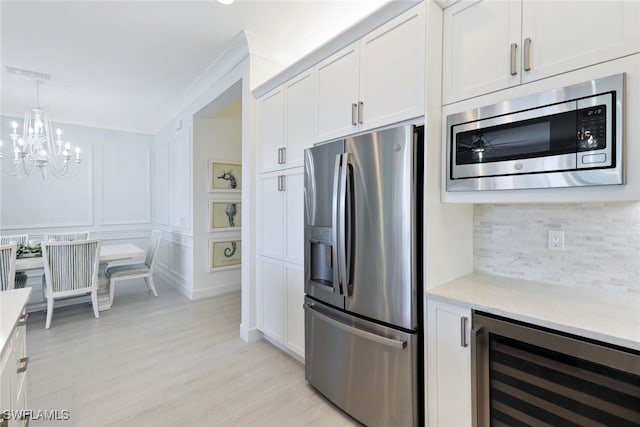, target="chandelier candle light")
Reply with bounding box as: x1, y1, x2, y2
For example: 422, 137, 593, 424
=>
0, 79, 82, 179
